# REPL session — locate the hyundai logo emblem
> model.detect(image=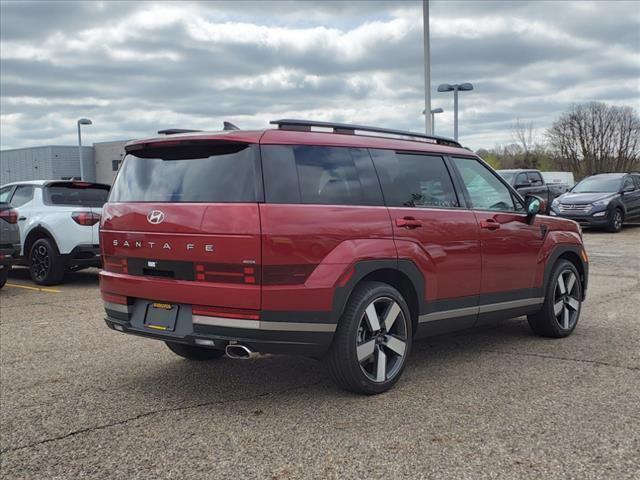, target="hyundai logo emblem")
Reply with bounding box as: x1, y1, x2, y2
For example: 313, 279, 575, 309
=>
147, 210, 165, 225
